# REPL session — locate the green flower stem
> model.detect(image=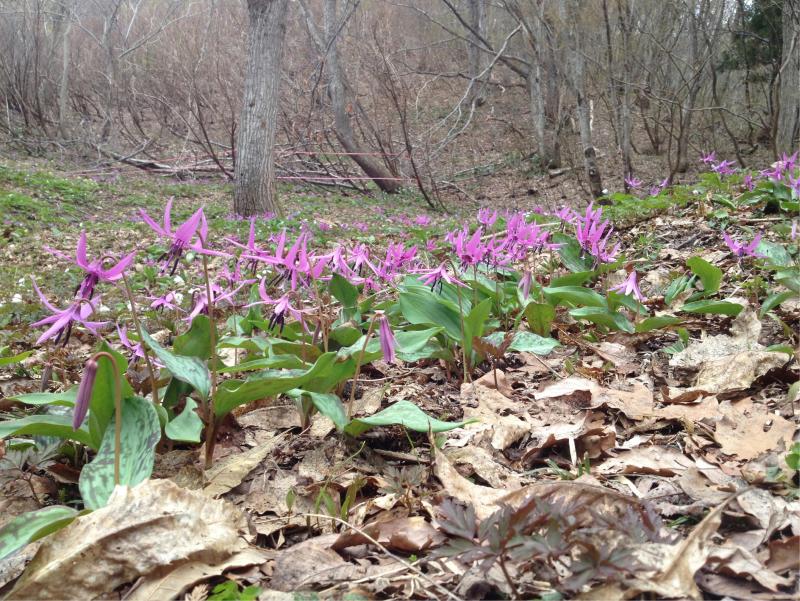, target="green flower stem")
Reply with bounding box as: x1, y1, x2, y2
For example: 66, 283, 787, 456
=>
120, 272, 159, 406
201, 254, 219, 470
348, 316, 378, 419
